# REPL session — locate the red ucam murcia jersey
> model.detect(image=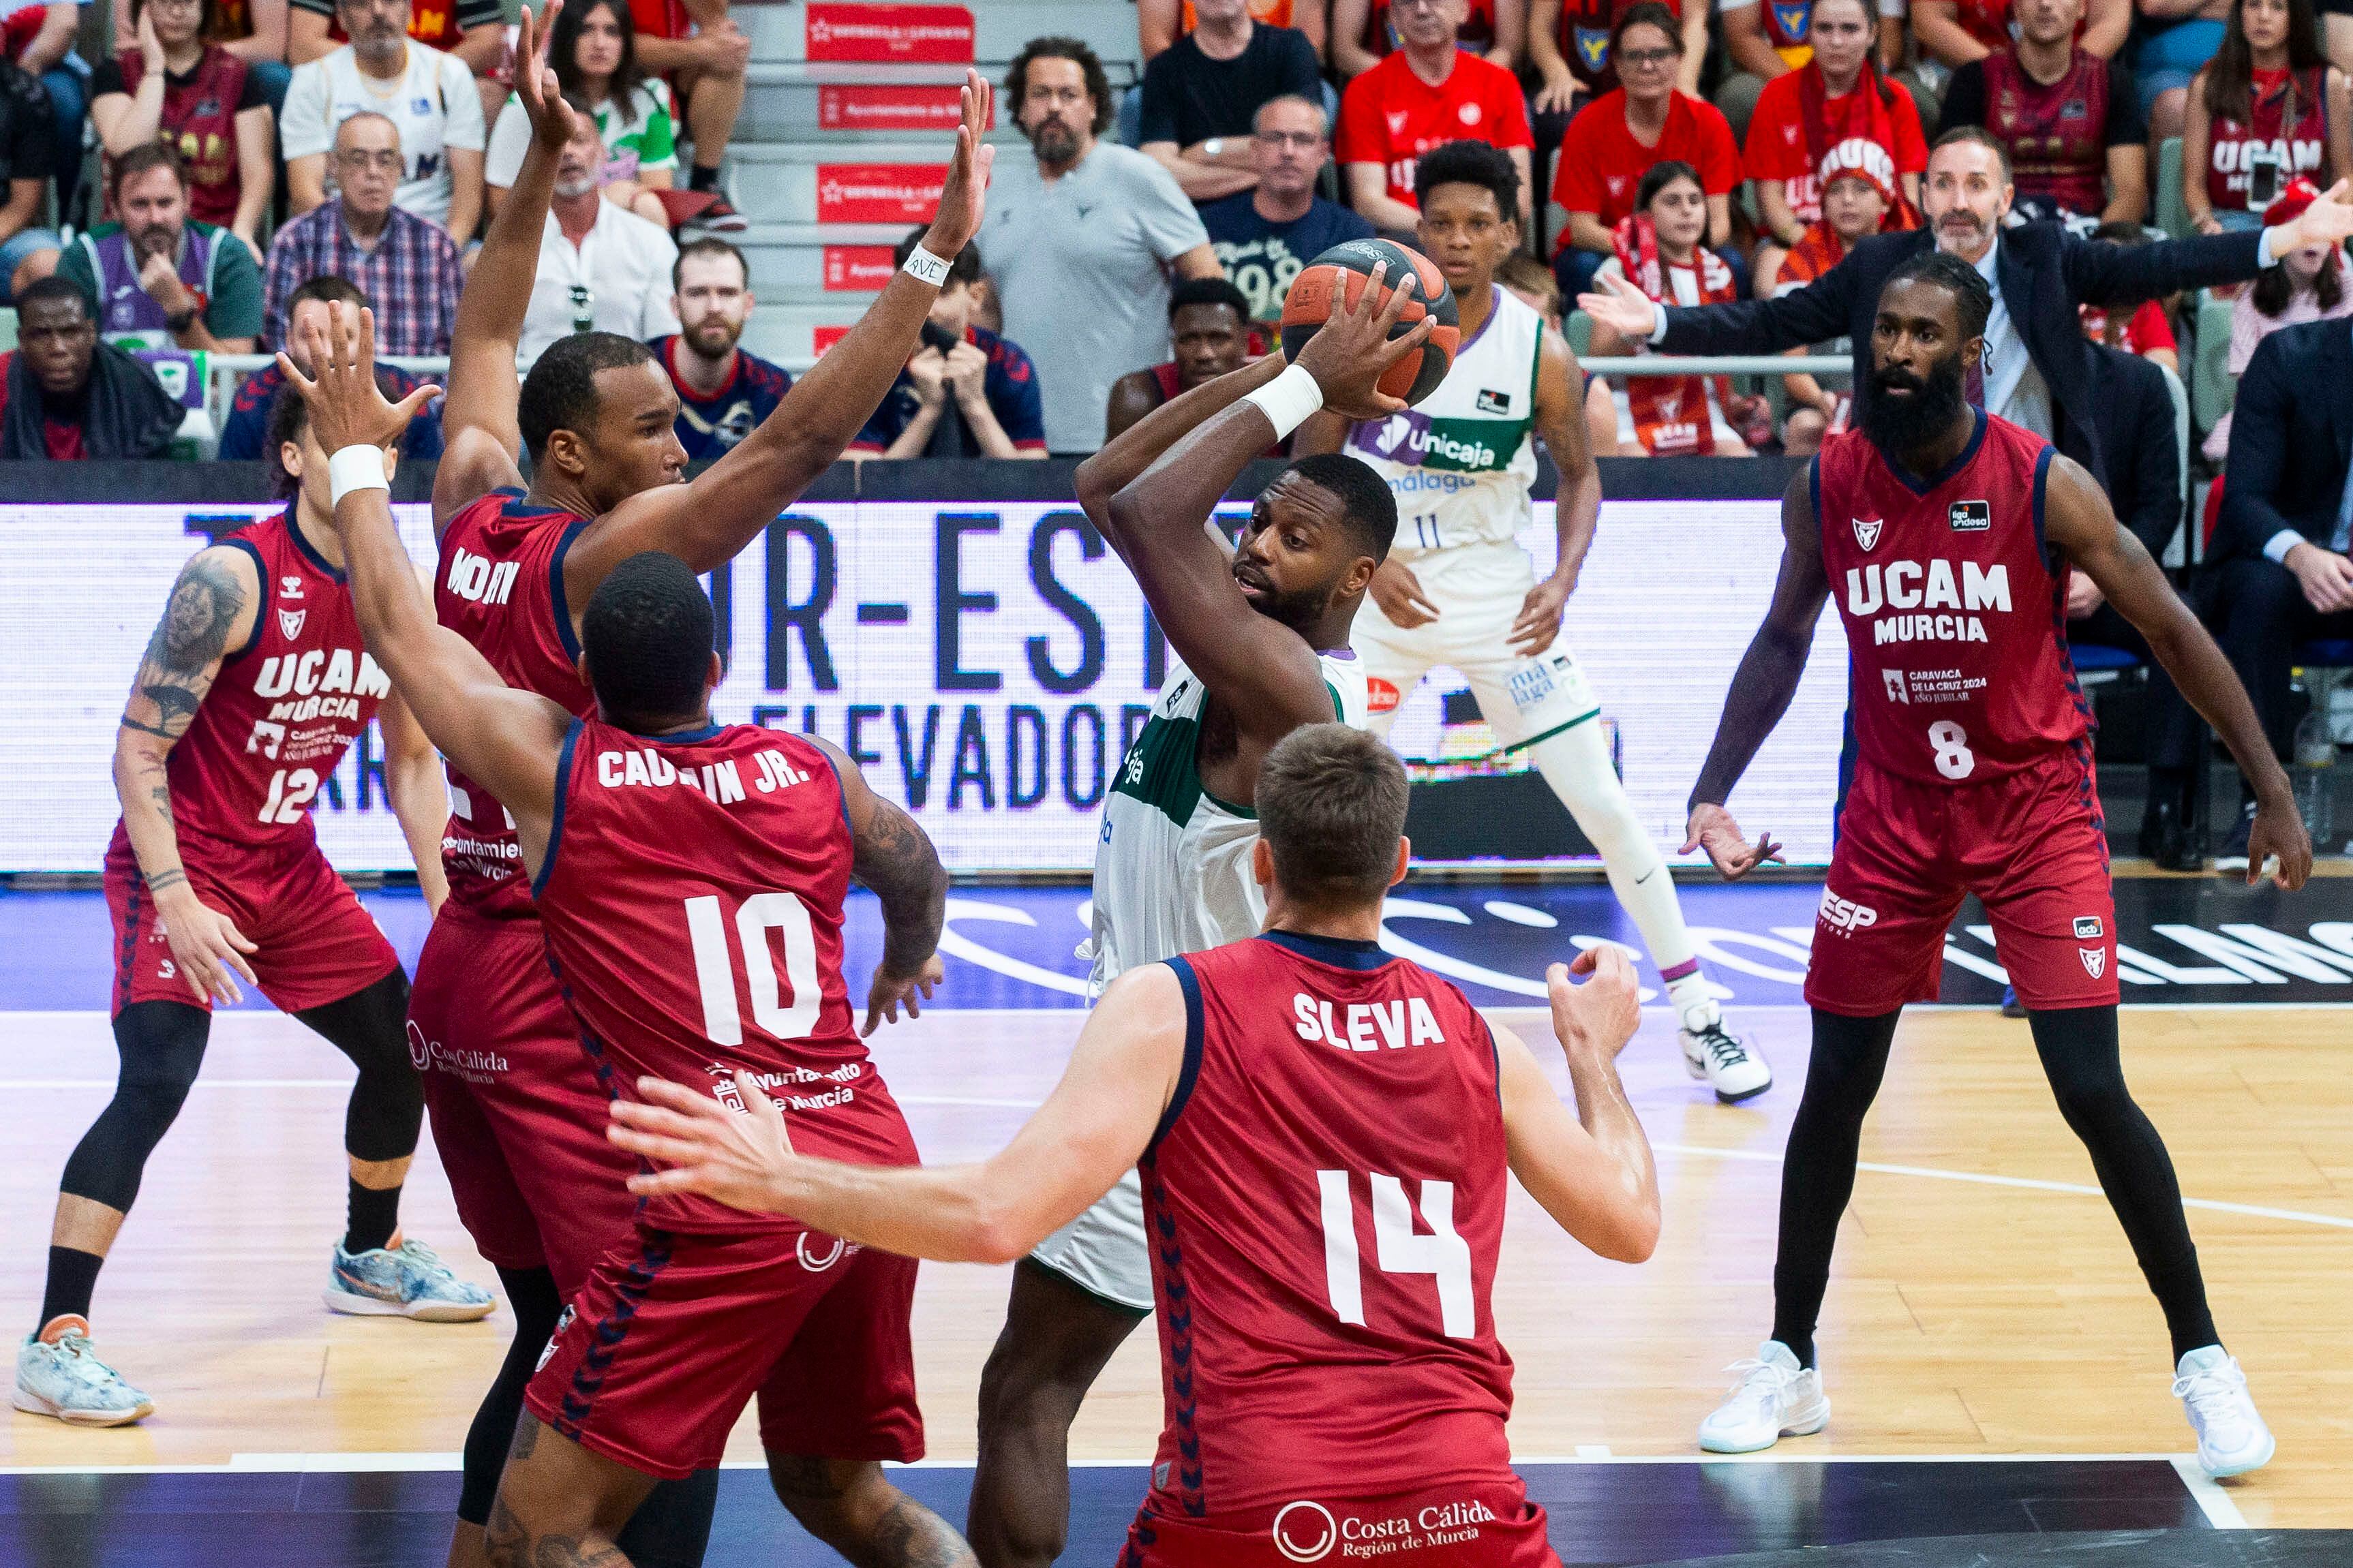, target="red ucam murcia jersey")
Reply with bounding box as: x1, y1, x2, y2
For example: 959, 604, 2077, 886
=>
434, 489, 596, 919
157, 509, 389, 855
1815, 412, 2093, 786
531, 716, 915, 1235
1140, 931, 1517, 1517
